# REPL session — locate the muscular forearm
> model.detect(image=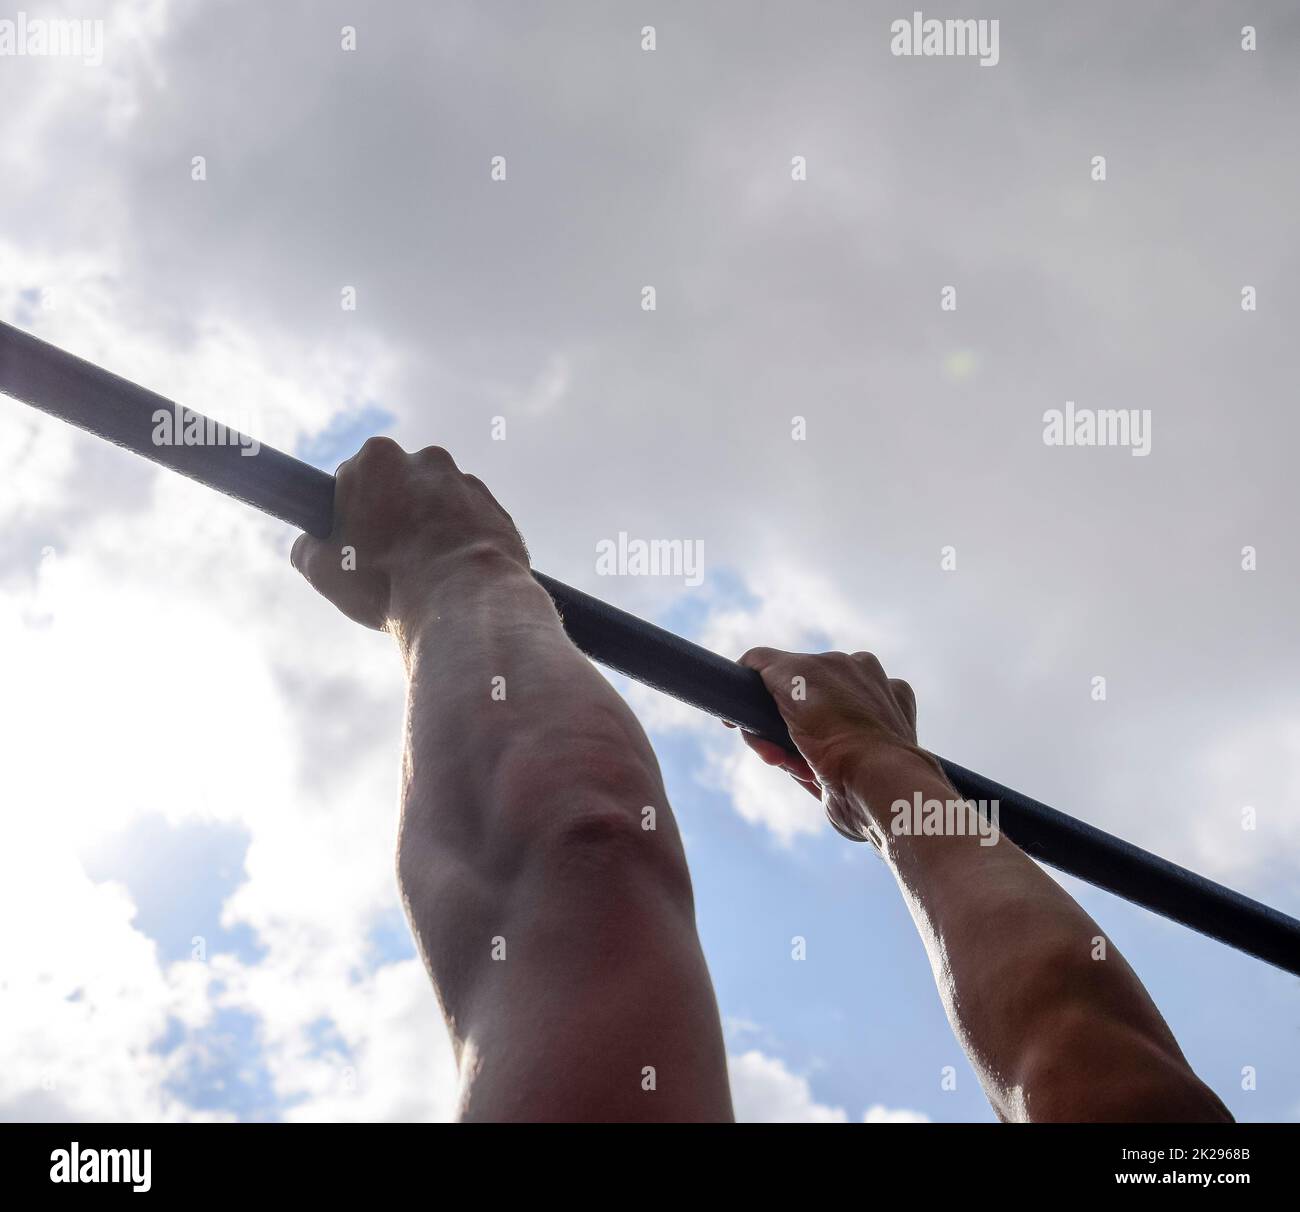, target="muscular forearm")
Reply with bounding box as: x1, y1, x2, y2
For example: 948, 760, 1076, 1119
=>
394, 550, 664, 861
291, 441, 732, 1120
394, 552, 730, 1120
849, 753, 1231, 1123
